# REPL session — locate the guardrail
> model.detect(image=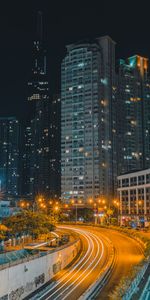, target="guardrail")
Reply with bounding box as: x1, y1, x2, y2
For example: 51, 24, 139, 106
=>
122, 261, 149, 300
140, 275, 150, 300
